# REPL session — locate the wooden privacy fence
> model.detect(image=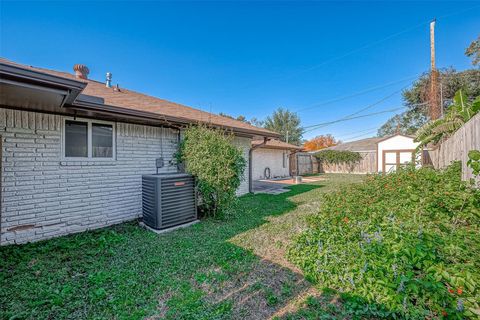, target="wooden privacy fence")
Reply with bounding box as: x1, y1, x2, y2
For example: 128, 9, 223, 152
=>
295, 153, 320, 175
295, 151, 377, 175
427, 112, 480, 182
319, 151, 377, 174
